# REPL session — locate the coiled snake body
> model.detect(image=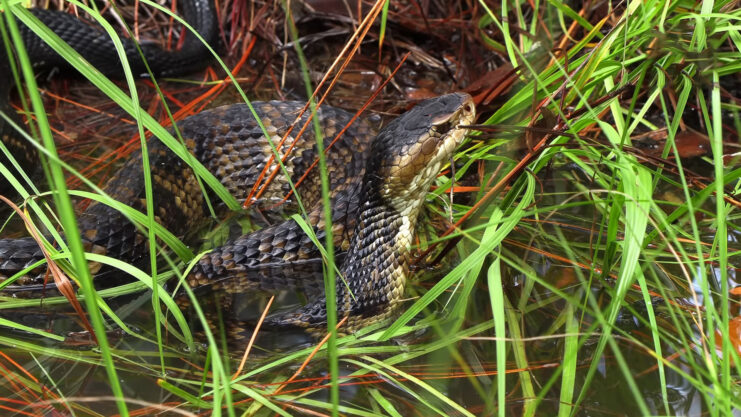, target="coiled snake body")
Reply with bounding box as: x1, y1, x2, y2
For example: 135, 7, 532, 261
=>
0, 1, 476, 330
